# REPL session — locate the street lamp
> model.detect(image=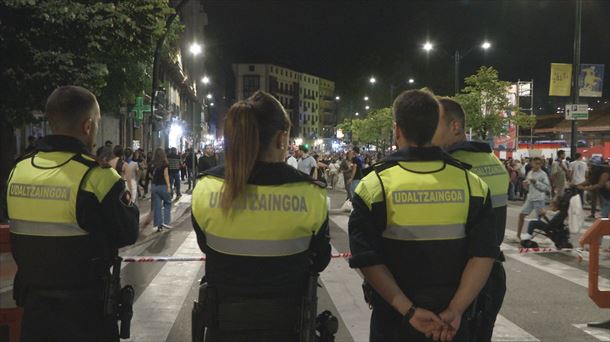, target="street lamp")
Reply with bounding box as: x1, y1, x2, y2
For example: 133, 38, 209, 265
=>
369, 77, 376, 85
481, 41, 491, 50
408, 78, 415, 84
206, 93, 213, 100
365, 105, 370, 110
423, 41, 433, 52
189, 42, 202, 56
210, 102, 214, 107
355, 112, 359, 116
335, 96, 340, 100
364, 96, 369, 101
201, 75, 210, 84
